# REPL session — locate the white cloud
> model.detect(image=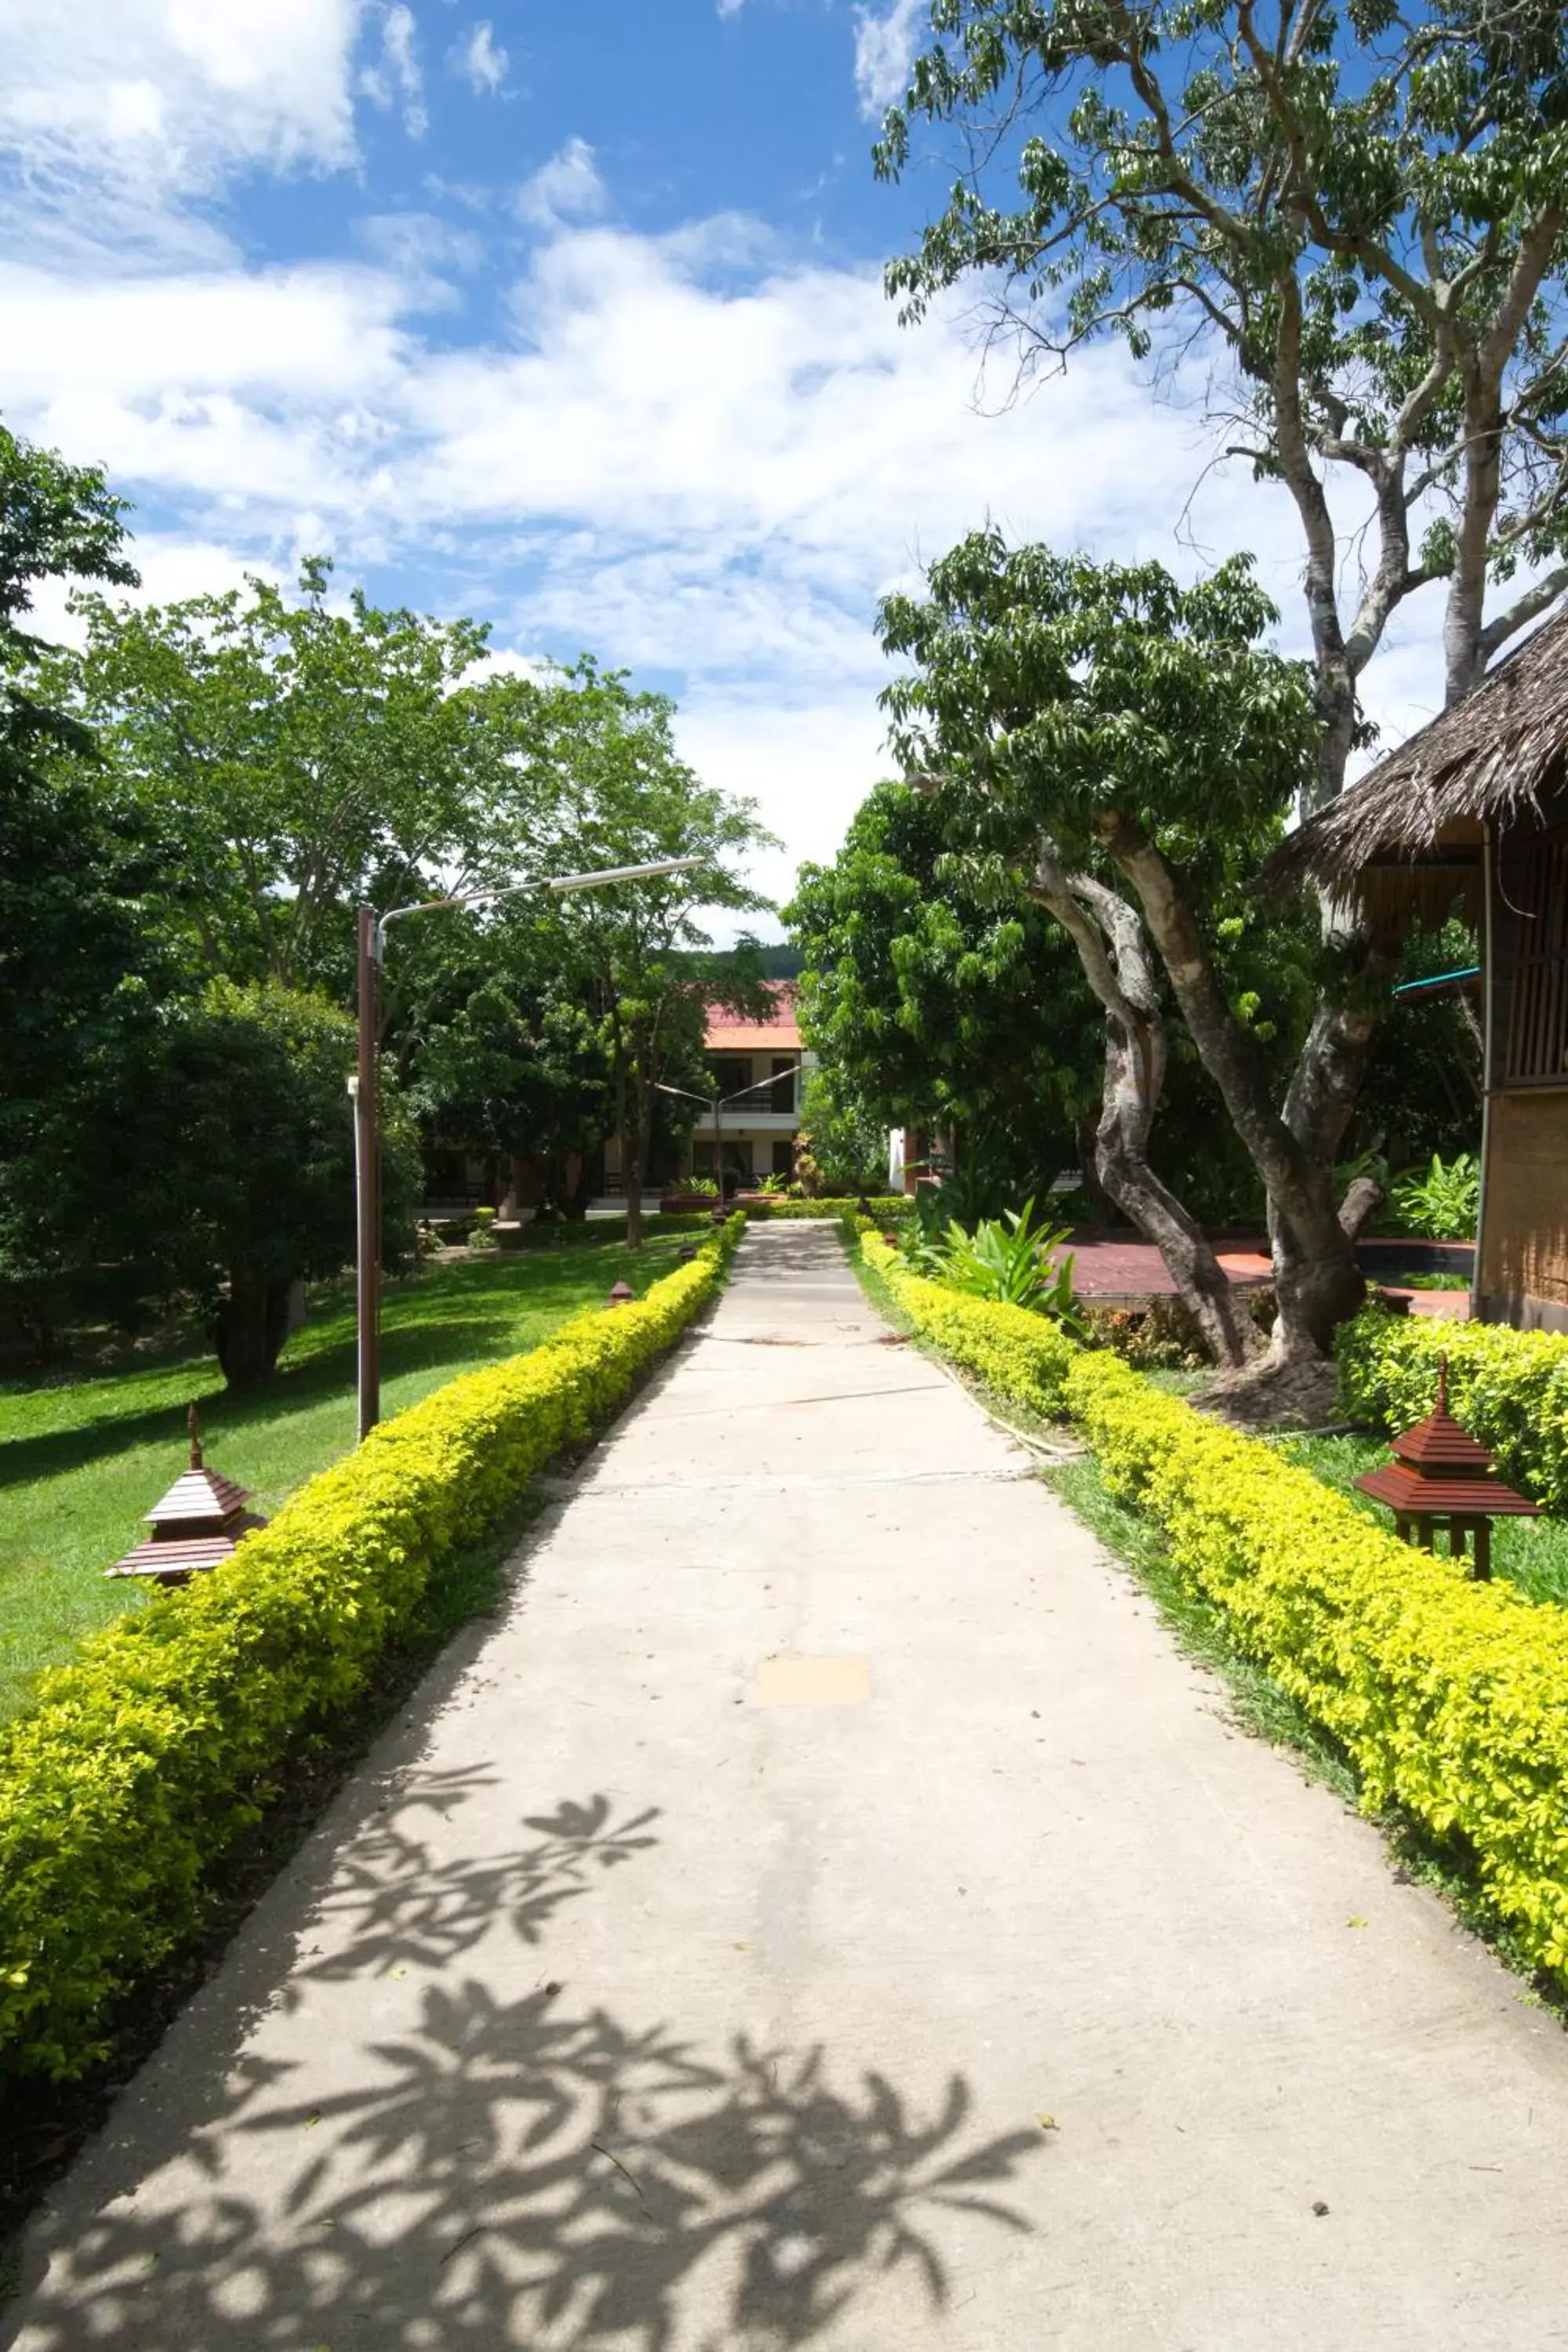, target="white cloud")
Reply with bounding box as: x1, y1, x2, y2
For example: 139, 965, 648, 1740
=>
456, 20, 507, 94
0, 0, 366, 206
515, 136, 608, 230
853, 0, 927, 119
0, 187, 1461, 902
359, 1, 425, 140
